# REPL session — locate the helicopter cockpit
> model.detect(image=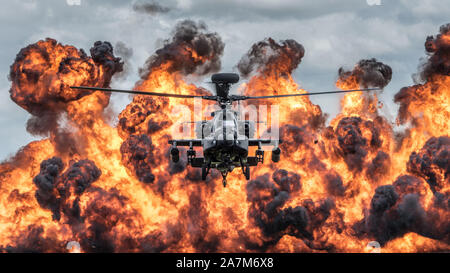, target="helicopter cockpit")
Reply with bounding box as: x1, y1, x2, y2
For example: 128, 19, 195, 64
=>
211, 109, 238, 144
